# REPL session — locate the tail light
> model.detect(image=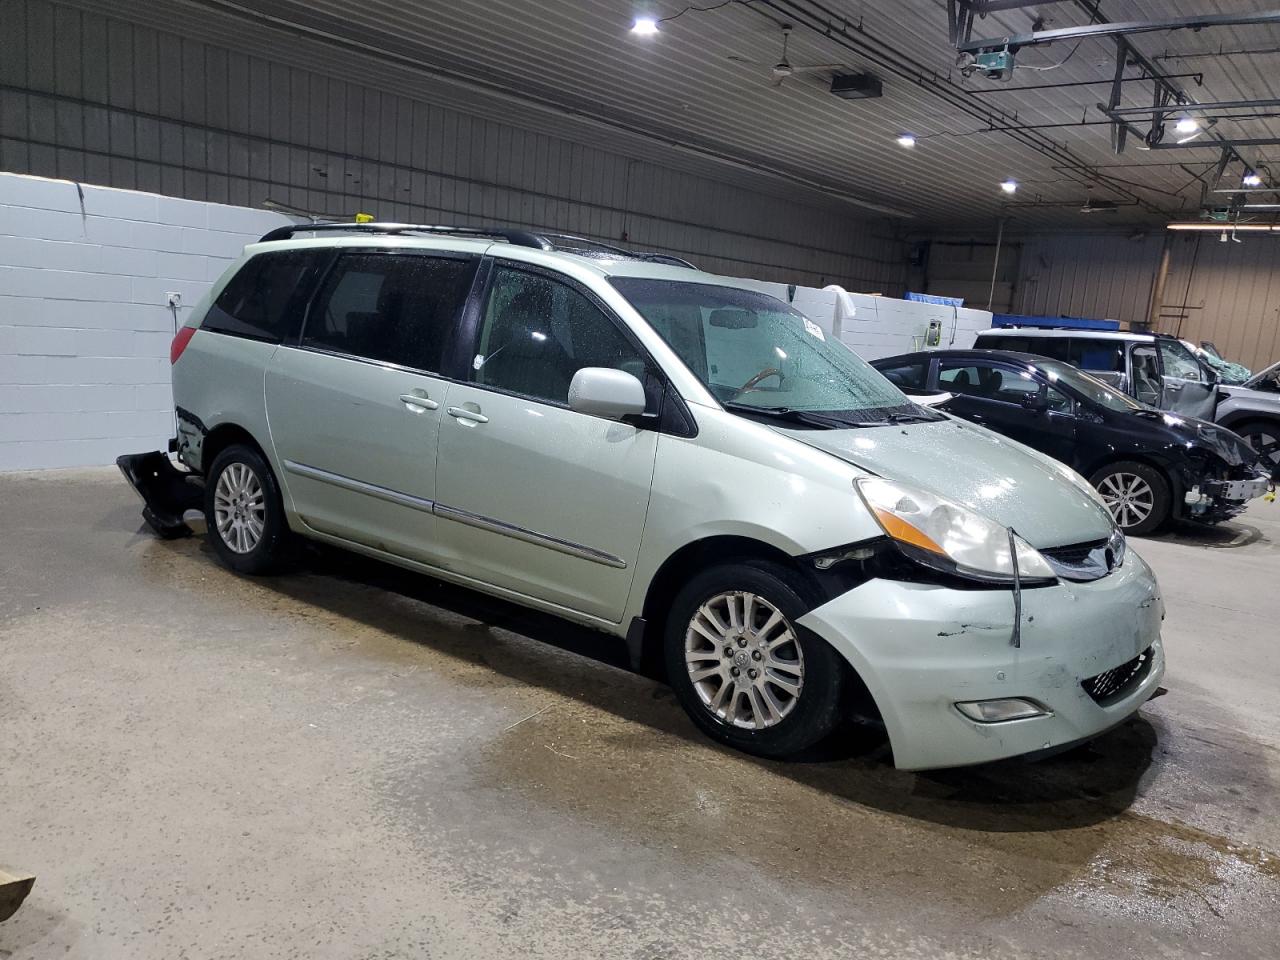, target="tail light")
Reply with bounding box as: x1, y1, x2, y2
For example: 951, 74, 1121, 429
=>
170, 326, 197, 364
